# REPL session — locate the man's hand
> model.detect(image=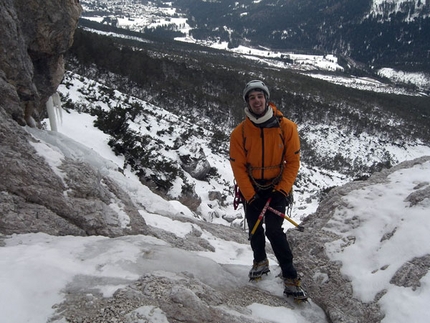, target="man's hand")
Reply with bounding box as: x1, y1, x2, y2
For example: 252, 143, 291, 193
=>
248, 193, 260, 205
271, 189, 287, 201
272, 189, 294, 206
